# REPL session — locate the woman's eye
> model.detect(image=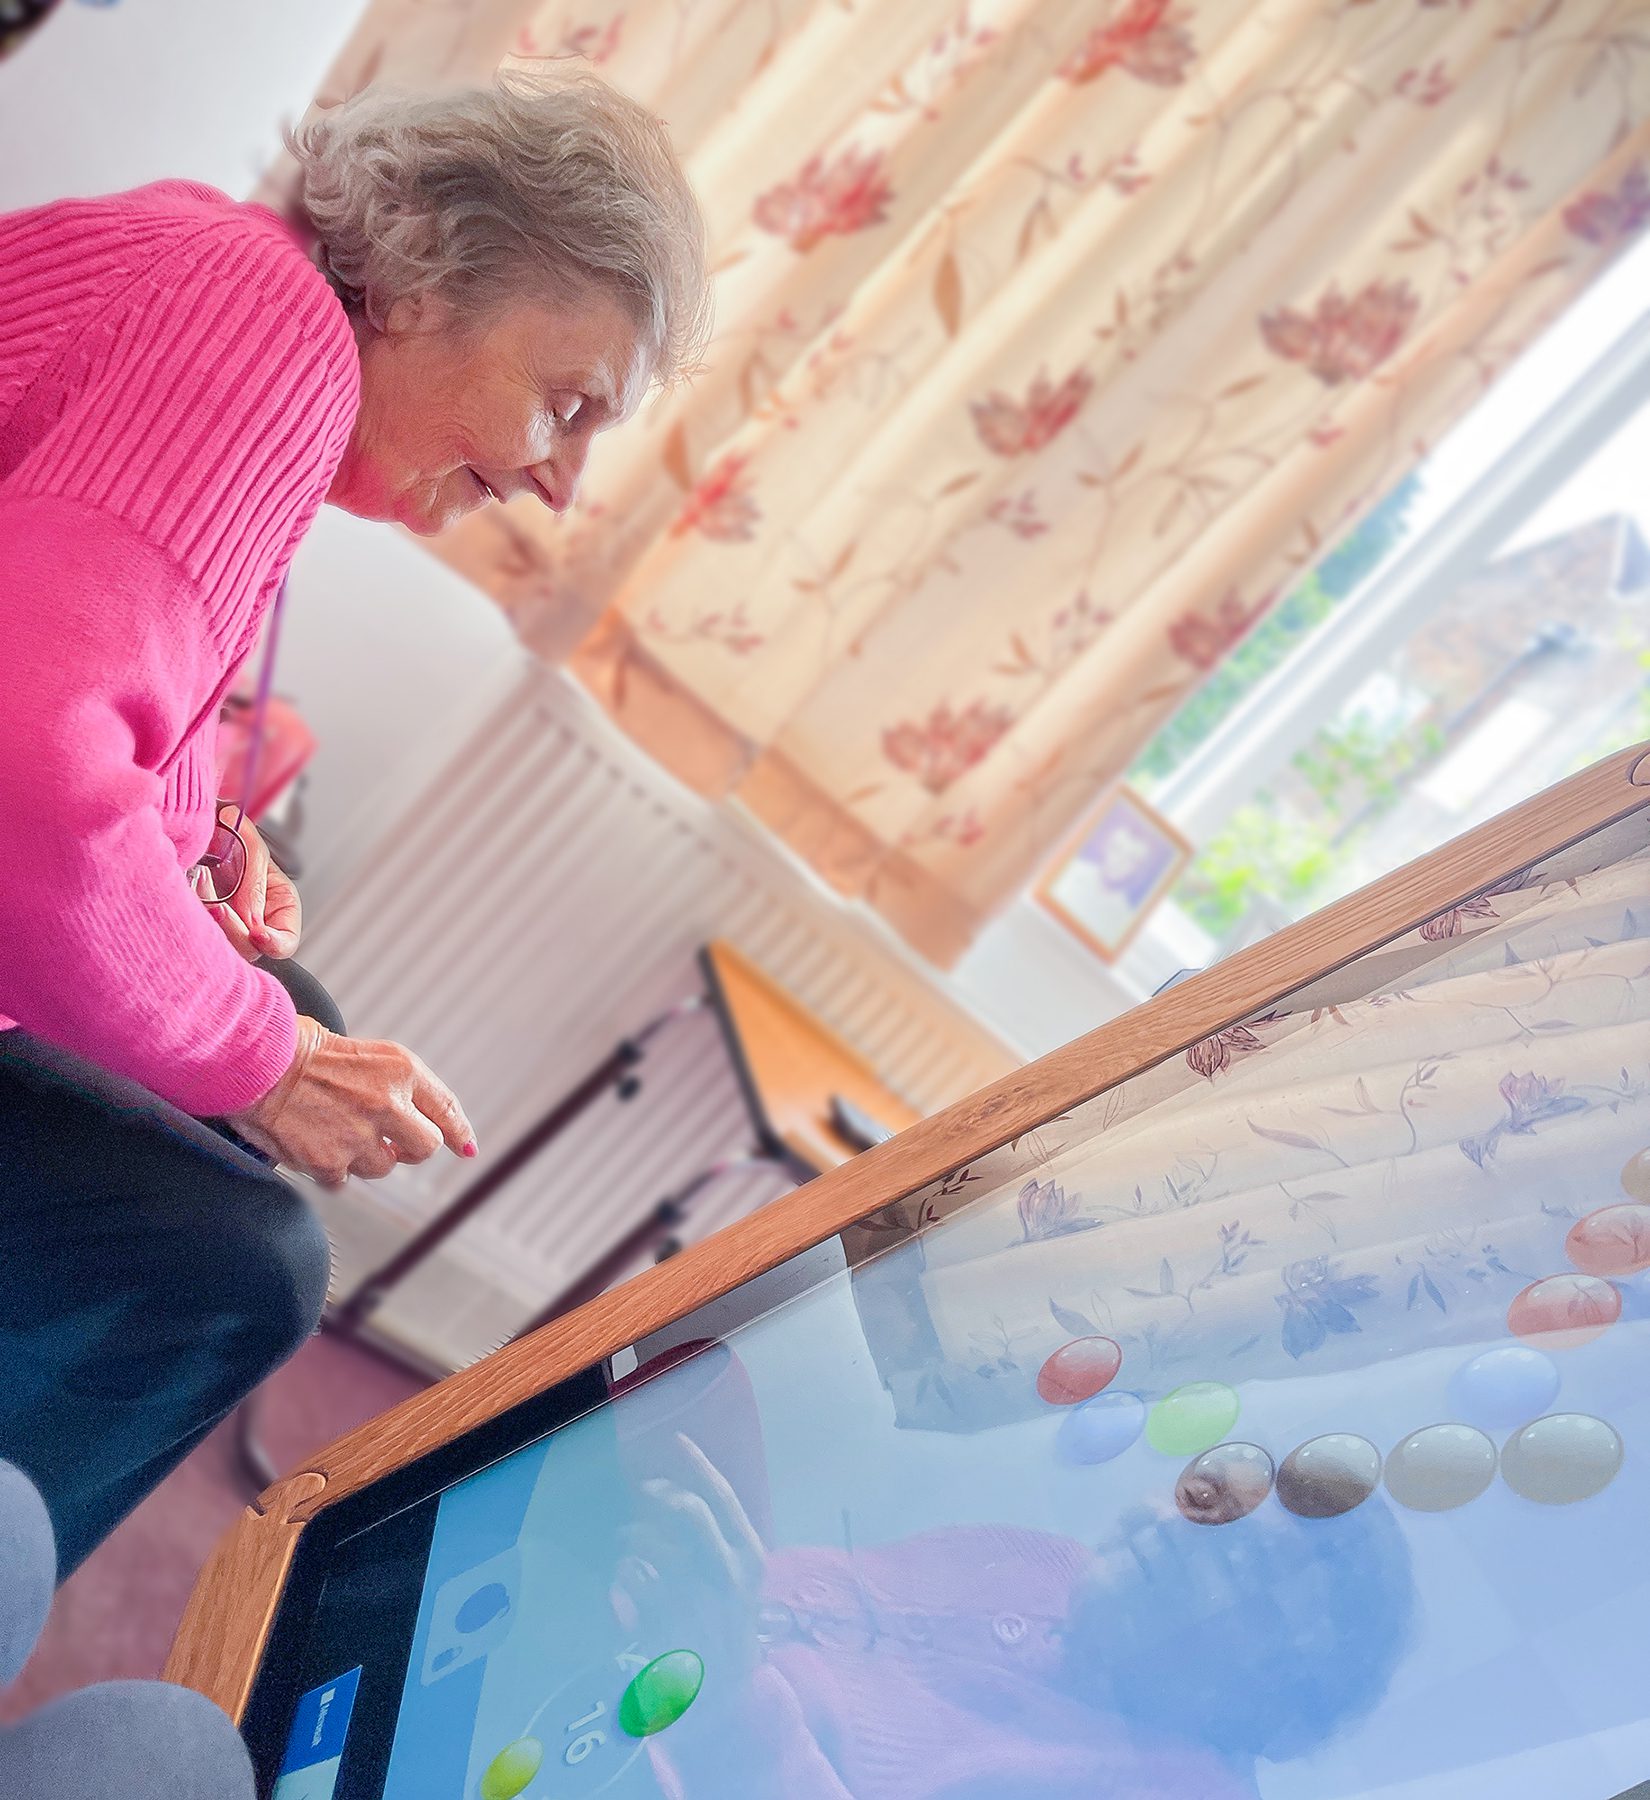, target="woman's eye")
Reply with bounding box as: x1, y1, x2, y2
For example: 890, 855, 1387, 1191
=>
552, 396, 584, 426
